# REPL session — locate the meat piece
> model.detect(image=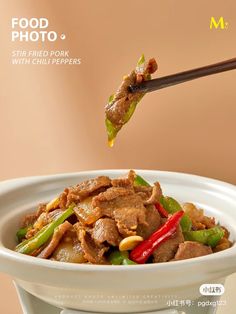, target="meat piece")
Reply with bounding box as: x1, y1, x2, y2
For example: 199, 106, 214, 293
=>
76, 224, 108, 264
174, 241, 213, 260
113, 207, 147, 237
105, 71, 142, 128
136, 205, 161, 239
34, 209, 63, 229
153, 225, 184, 263
92, 218, 121, 246
52, 228, 87, 263
134, 185, 153, 202
111, 170, 135, 189
92, 187, 134, 217
146, 58, 158, 74
213, 225, 232, 252
37, 221, 72, 259
213, 238, 232, 252
92, 187, 144, 212
183, 203, 215, 230
21, 213, 39, 229
92, 187, 133, 205
105, 58, 158, 129
92, 187, 147, 236
114, 71, 137, 100
144, 182, 162, 205
21, 204, 46, 228
59, 176, 111, 207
